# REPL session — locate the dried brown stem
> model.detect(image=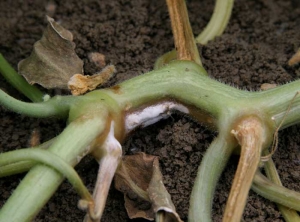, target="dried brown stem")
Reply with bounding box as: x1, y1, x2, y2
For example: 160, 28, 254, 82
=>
166, 0, 201, 65
223, 116, 266, 222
